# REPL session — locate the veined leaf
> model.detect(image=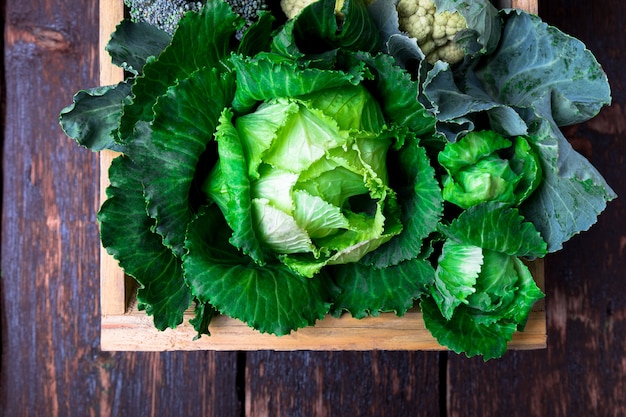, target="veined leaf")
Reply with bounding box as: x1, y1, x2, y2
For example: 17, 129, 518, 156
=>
204, 109, 267, 264
421, 61, 528, 141
59, 82, 131, 152
128, 67, 235, 257
330, 258, 435, 318
230, 53, 370, 113
421, 296, 517, 361
118, 0, 241, 139
440, 201, 548, 258
183, 206, 337, 336
362, 135, 443, 267
475, 10, 611, 126
99, 155, 191, 330
106, 19, 172, 75
520, 103, 616, 252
